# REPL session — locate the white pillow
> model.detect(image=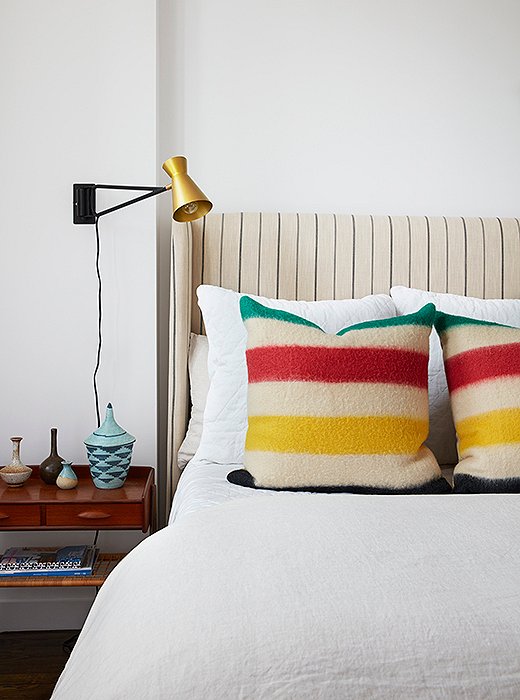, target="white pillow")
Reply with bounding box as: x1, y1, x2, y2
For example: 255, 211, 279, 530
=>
177, 334, 209, 469
391, 286, 520, 466
193, 285, 398, 466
